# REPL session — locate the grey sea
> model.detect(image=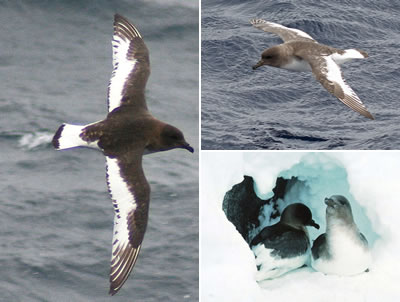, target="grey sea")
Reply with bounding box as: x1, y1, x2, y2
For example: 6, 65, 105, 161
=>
202, 0, 400, 149
0, 0, 198, 301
